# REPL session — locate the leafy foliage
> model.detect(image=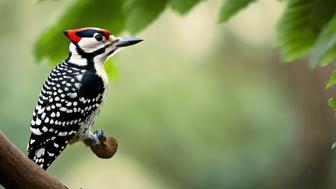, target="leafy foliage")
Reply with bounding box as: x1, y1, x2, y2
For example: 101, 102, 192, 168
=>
218, 0, 256, 23
310, 14, 336, 68
328, 98, 336, 110
278, 1, 320, 62
35, 0, 254, 68
277, 0, 336, 65
169, 0, 202, 15
326, 69, 336, 89
35, 0, 336, 89
276, 0, 336, 91
123, 0, 168, 34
